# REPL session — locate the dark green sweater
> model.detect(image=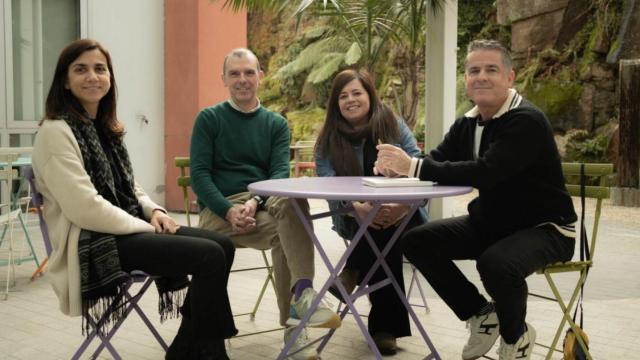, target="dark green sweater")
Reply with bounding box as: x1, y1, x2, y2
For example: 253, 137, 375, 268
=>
190, 101, 290, 218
